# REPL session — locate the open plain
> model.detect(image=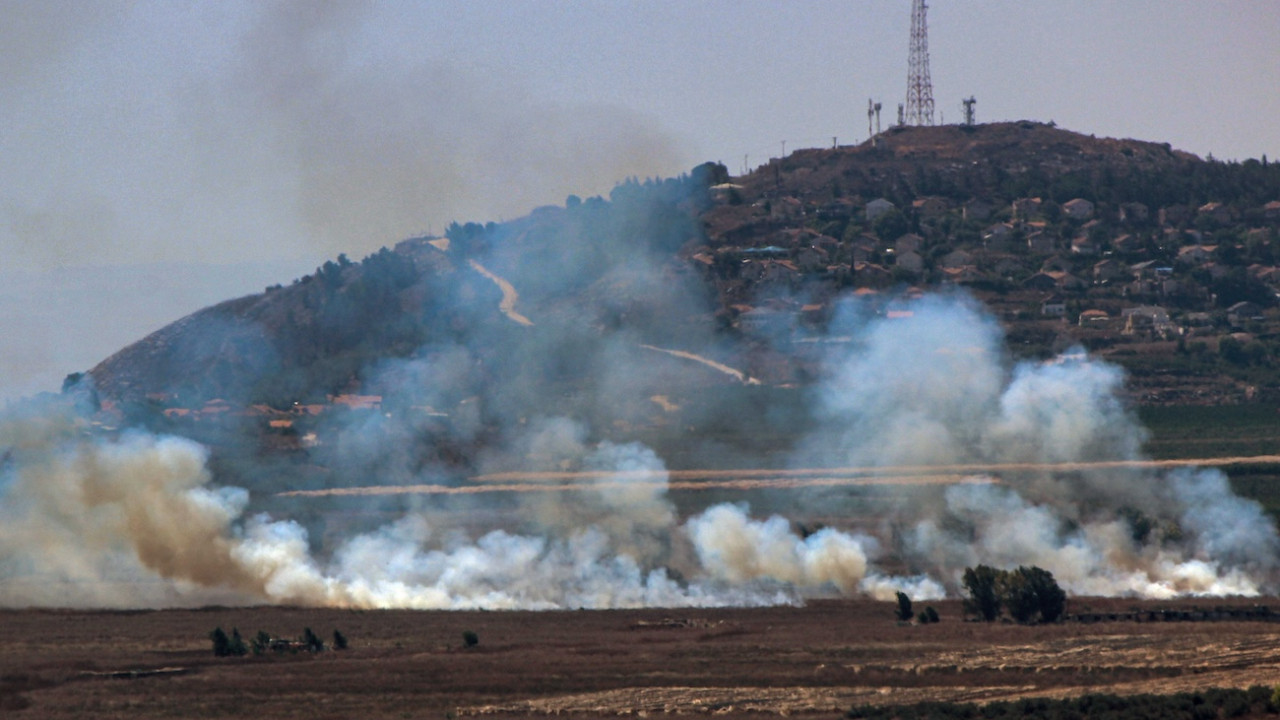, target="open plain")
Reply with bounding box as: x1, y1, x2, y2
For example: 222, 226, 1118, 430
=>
5, 597, 1280, 719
